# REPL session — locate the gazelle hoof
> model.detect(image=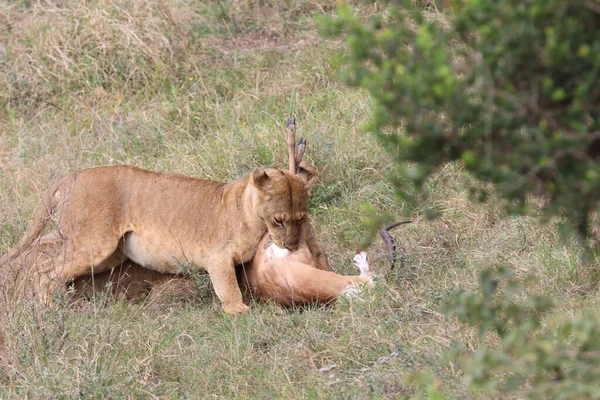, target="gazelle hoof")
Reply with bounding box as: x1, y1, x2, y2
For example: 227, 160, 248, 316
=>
352, 251, 370, 277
